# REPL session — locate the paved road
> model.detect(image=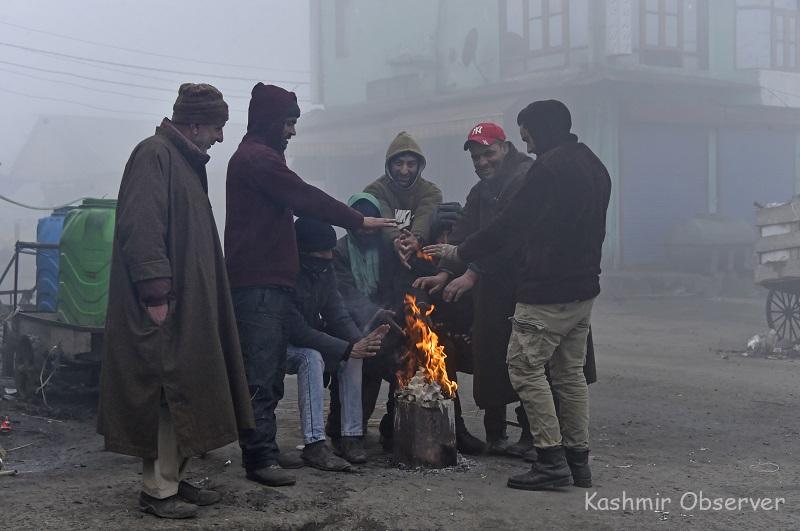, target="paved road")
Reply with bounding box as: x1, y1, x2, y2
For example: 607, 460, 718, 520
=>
2, 296, 799, 529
